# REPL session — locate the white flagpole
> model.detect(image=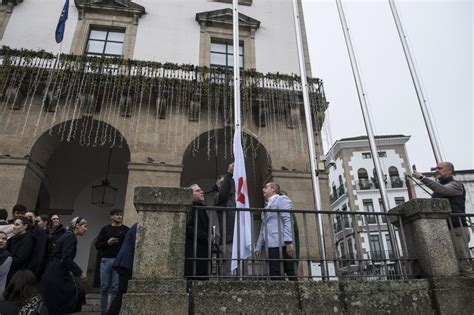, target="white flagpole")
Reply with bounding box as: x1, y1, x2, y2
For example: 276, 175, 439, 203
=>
291, 0, 327, 278
388, 0, 443, 163
232, 0, 241, 130
232, 0, 243, 277
335, 0, 402, 266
